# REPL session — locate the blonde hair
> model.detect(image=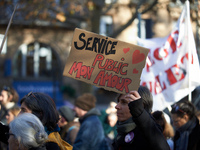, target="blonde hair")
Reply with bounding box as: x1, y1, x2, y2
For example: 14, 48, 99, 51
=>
9, 106, 20, 117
